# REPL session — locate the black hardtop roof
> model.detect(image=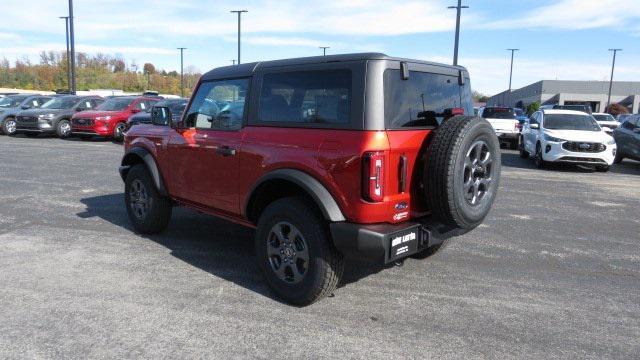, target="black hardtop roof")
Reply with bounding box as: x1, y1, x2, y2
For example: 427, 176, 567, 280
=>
201, 53, 467, 81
